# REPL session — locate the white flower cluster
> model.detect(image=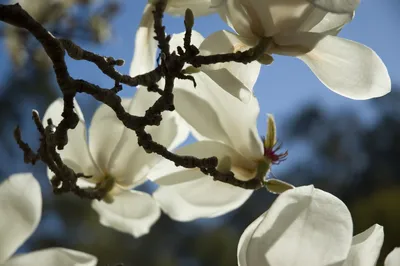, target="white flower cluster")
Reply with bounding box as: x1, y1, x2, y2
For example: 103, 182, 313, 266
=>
3, 0, 397, 265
